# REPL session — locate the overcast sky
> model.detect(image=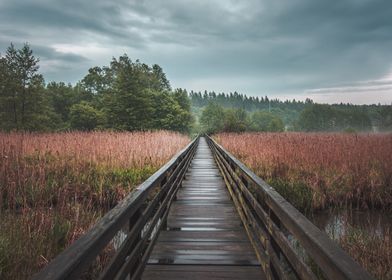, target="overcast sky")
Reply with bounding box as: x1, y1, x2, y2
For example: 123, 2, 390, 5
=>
1, 0, 392, 104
